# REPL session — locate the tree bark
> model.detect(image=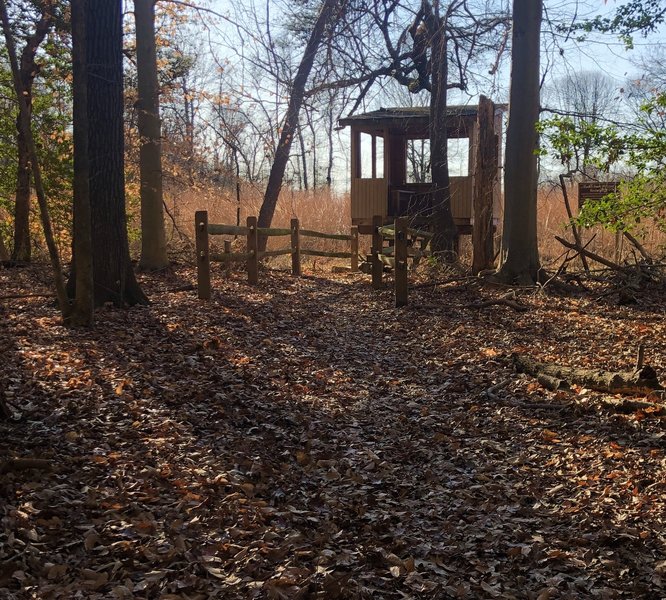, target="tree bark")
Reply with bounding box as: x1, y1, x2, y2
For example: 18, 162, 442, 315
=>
10, 8, 54, 263
472, 95, 497, 274
495, 0, 542, 284
71, 0, 147, 306
135, 0, 168, 270
13, 127, 31, 262
257, 0, 340, 250
428, 9, 458, 257
68, 0, 94, 326
514, 354, 663, 396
